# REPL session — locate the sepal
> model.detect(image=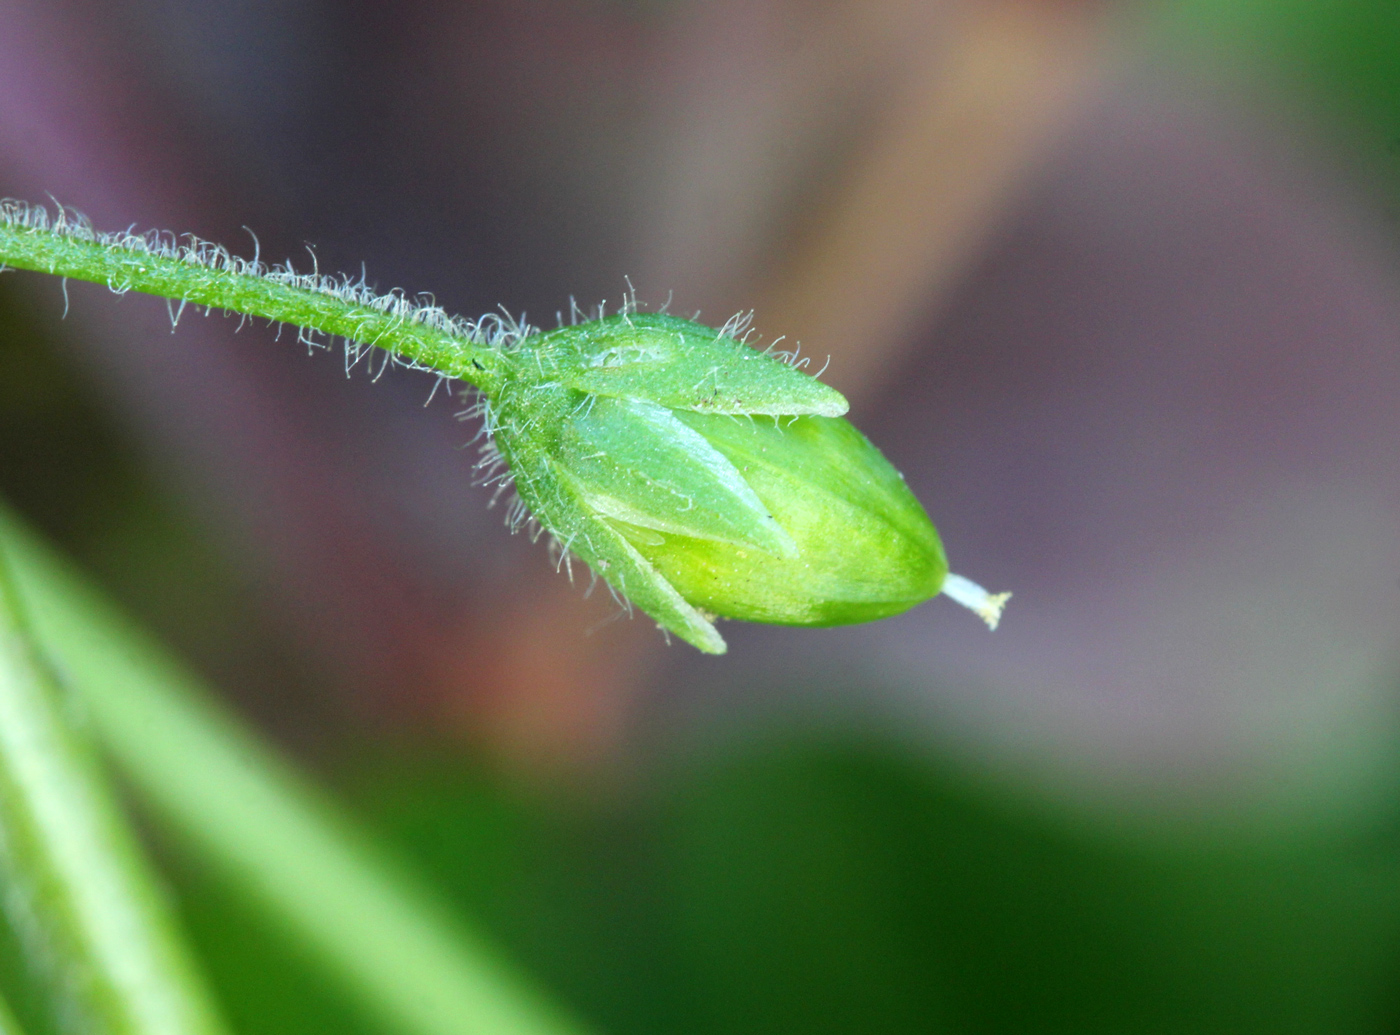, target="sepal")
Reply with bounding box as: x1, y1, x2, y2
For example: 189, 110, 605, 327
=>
538, 313, 849, 417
